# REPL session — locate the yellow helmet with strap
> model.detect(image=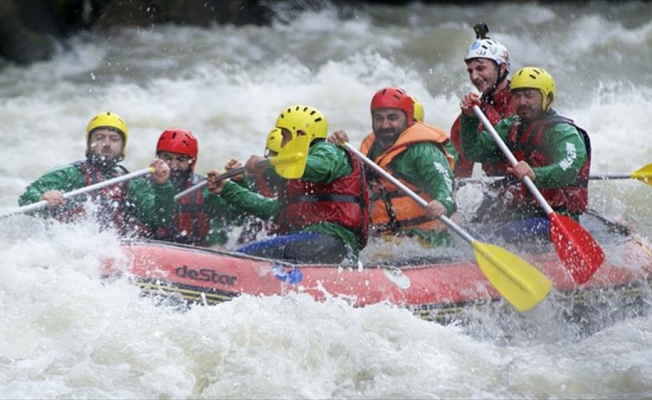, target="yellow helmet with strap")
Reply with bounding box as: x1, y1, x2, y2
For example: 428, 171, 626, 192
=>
511, 67, 556, 111
275, 105, 328, 142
